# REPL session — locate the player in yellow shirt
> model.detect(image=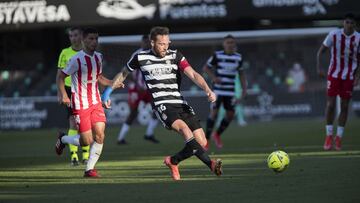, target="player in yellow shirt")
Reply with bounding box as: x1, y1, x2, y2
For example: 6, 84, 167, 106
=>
57, 27, 90, 166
